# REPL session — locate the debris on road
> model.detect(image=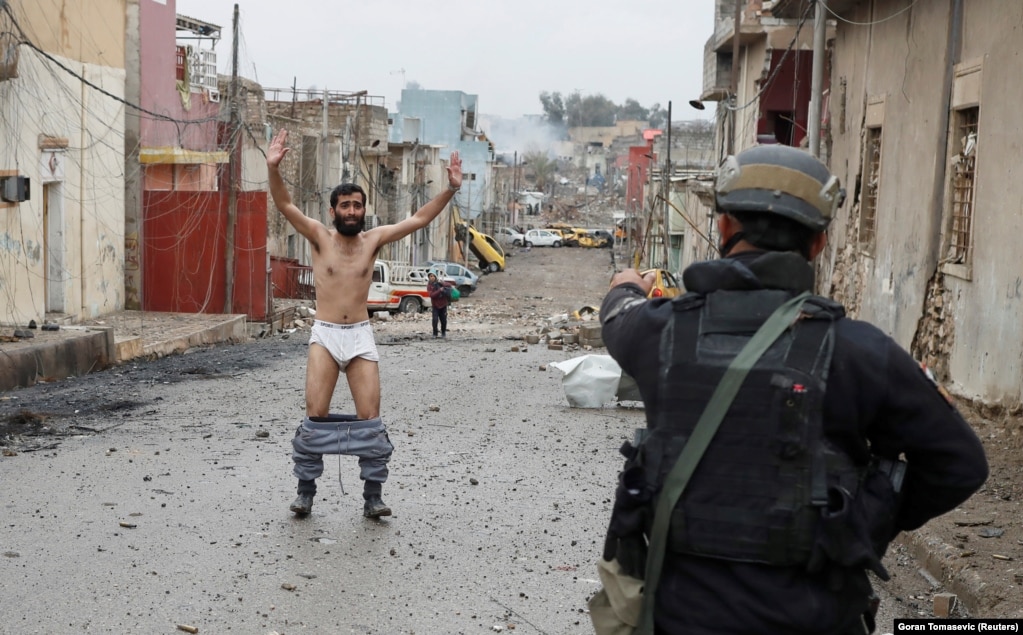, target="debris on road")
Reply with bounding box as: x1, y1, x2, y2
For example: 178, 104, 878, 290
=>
548, 355, 624, 408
